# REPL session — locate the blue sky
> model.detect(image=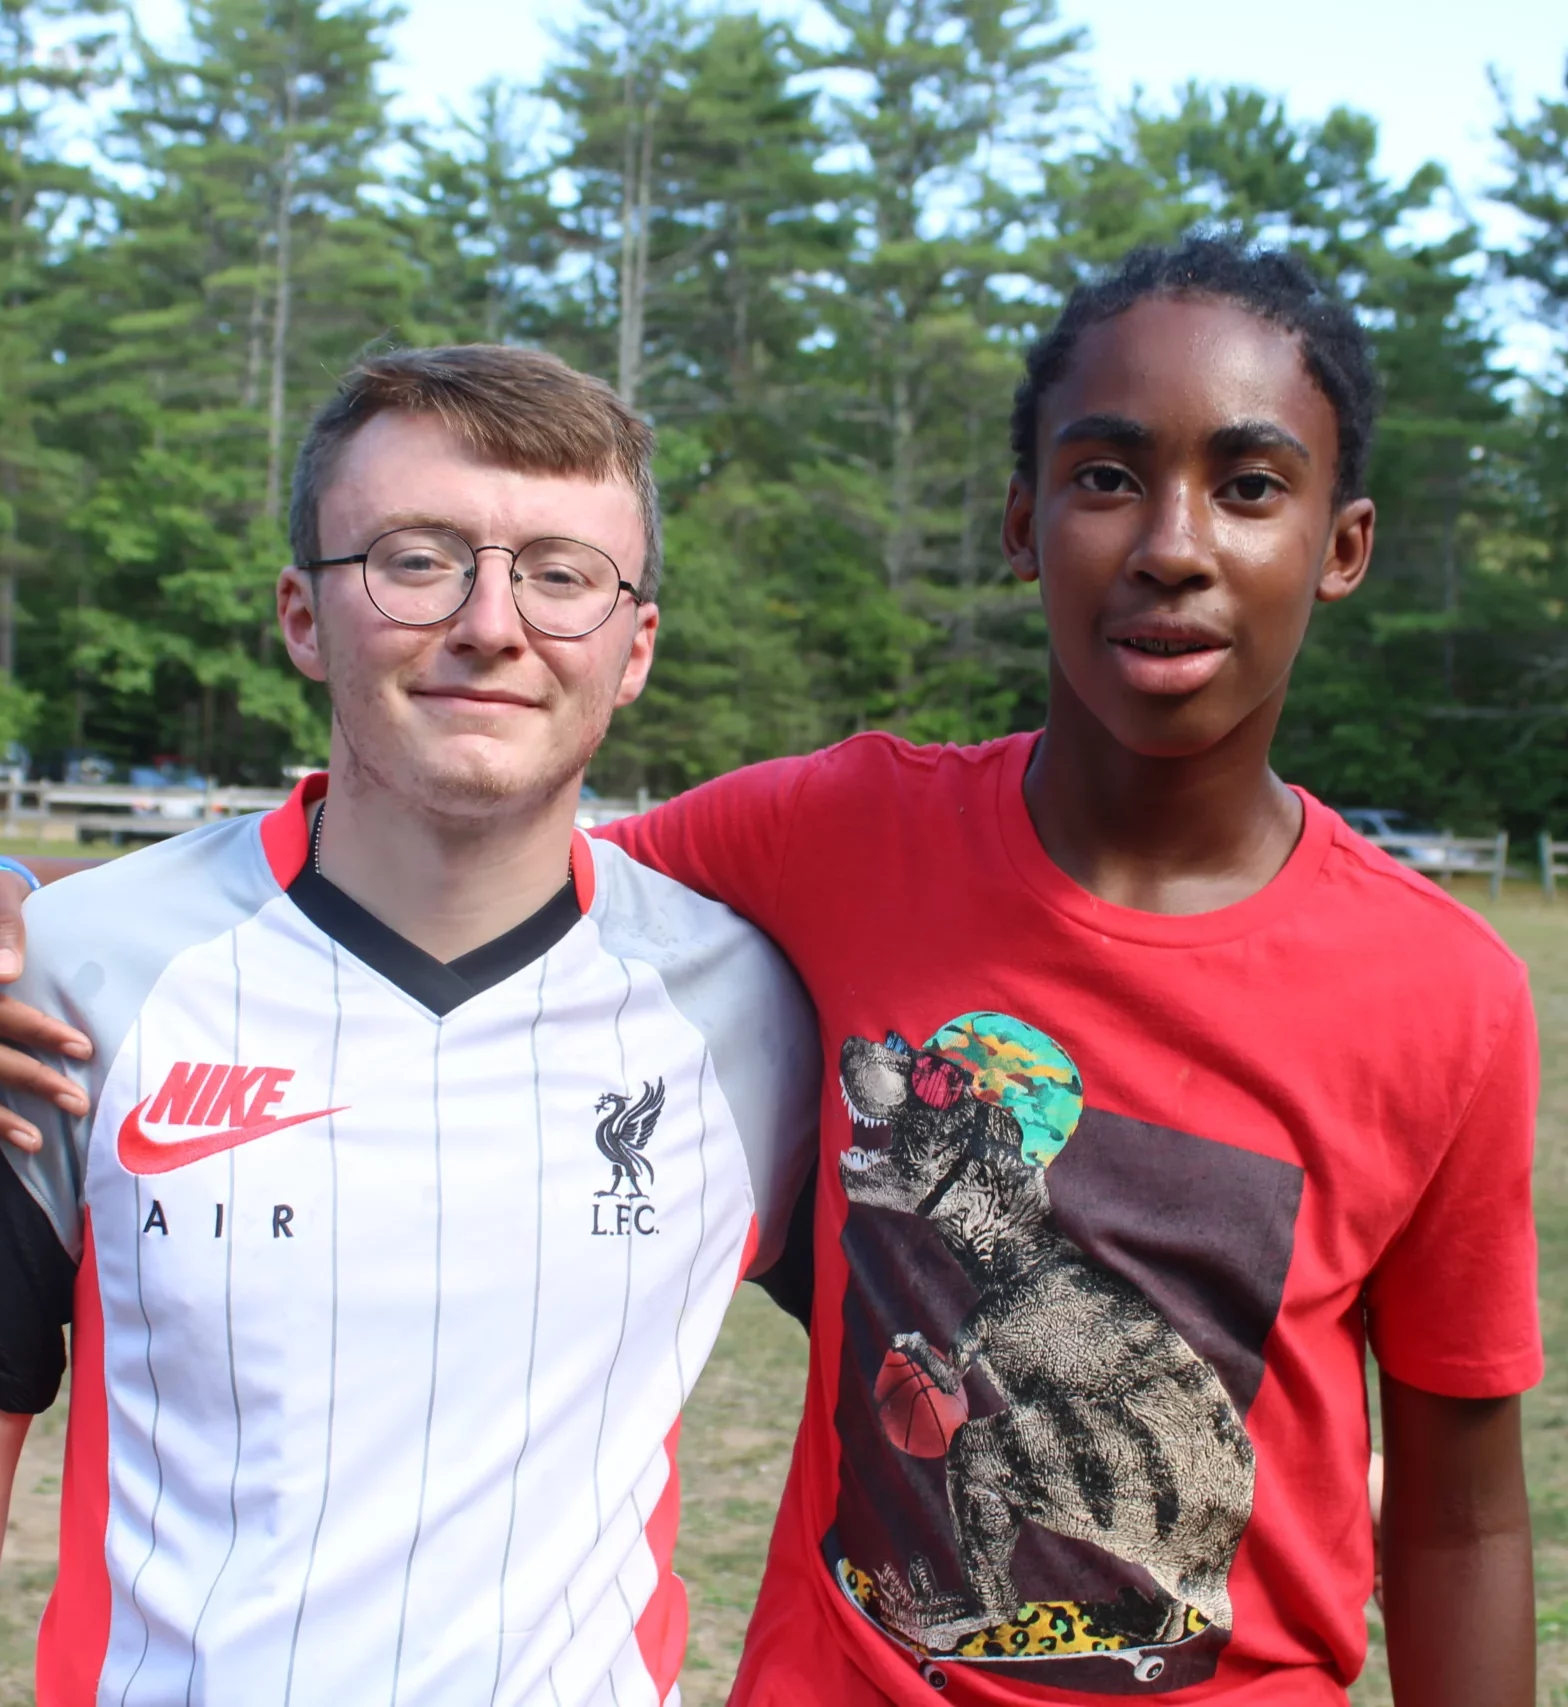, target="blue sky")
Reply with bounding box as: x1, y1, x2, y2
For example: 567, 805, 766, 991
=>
132, 0, 1566, 223
124, 0, 1566, 206
371, 0, 1565, 213
132, 0, 1567, 360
